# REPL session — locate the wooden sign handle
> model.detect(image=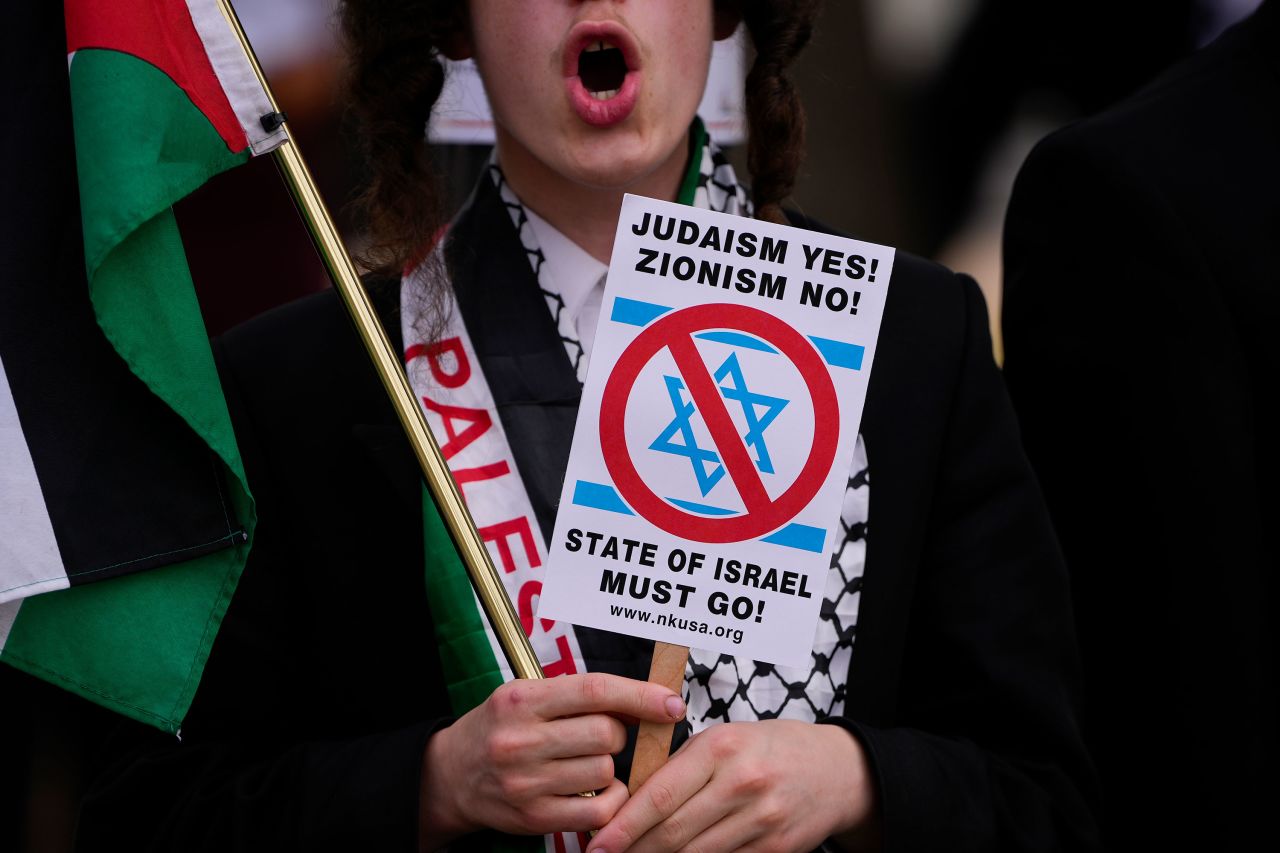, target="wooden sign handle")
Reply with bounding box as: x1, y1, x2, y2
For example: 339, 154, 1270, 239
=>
628, 642, 690, 793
